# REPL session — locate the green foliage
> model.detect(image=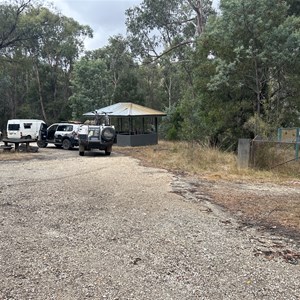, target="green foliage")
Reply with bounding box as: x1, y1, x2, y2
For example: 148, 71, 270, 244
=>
70, 36, 144, 118
70, 59, 111, 118
0, 0, 35, 52
177, 0, 300, 148
125, 0, 215, 60
113, 70, 143, 104
0, 1, 93, 126
160, 105, 183, 140
287, 0, 300, 16
1, 0, 300, 150
206, 0, 300, 120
